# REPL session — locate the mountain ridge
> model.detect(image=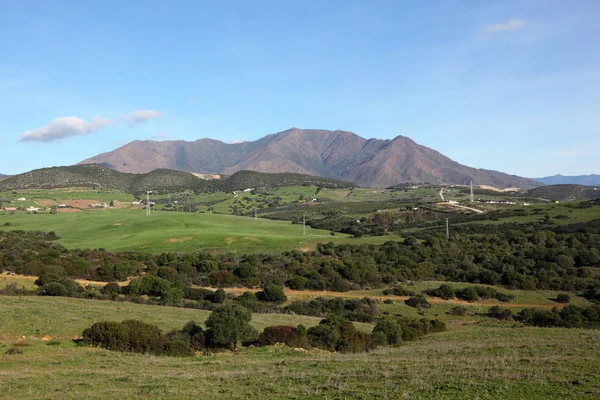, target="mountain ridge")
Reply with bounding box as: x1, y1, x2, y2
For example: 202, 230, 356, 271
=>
533, 174, 600, 186
80, 128, 541, 189
0, 165, 353, 195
